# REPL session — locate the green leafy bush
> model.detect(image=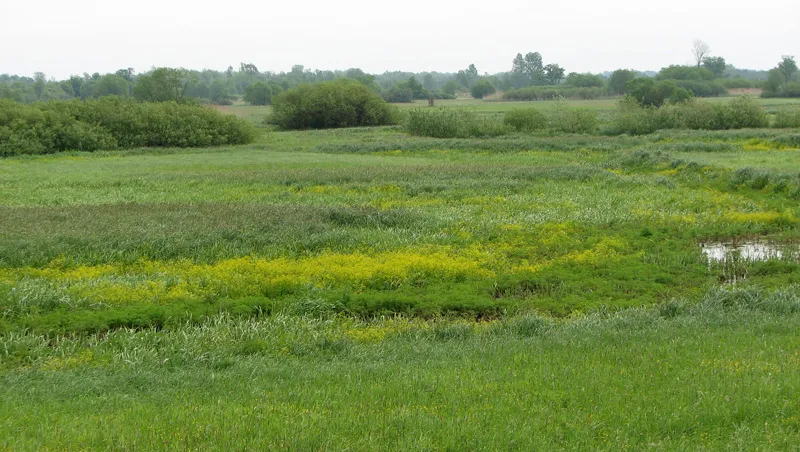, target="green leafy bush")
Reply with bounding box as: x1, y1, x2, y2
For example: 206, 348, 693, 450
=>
548, 102, 598, 134
0, 98, 257, 156
625, 79, 694, 107
503, 108, 548, 132
610, 96, 768, 135
774, 109, 800, 128
470, 79, 496, 99
271, 79, 398, 129
405, 108, 507, 138
673, 80, 727, 97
